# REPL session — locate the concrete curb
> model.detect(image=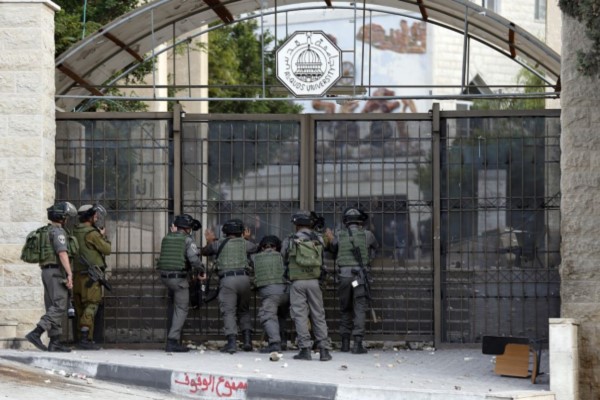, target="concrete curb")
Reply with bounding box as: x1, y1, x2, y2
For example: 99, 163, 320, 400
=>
1, 354, 553, 400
